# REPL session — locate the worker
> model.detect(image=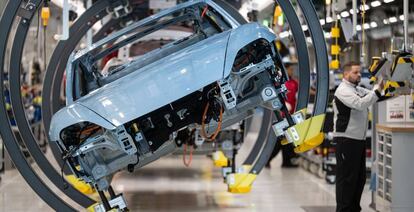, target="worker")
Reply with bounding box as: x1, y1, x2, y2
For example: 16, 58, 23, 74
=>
333, 61, 385, 212
266, 58, 299, 168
